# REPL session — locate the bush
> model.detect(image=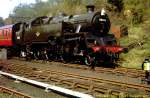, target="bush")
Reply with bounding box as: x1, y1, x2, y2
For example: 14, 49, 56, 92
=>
107, 0, 124, 12
132, 9, 143, 24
